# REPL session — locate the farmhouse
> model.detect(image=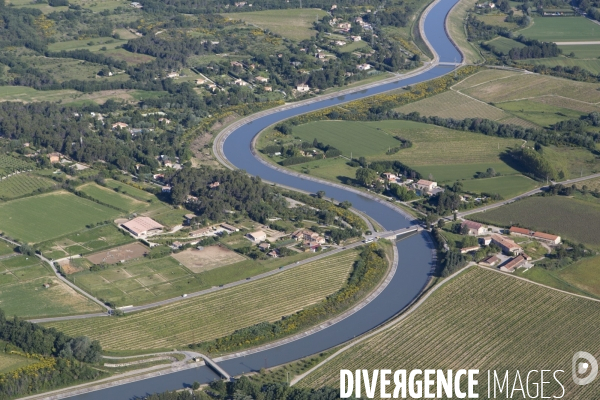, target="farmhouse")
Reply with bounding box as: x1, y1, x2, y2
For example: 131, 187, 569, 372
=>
350, 35, 362, 42
479, 255, 500, 267
533, 231, 561, 245
415, 179, 437, 193
259, 242, 271, 251
184, 214, 196, 224
500, 255, 526, 273
220, 223, 239, 232
509, 226, 531, 237
48, 152, 61, 163
267, 250, 279, 258
479, 236, 492, 246
491, 234, 523, 255
461, 220, 486, 236
255, 76, 269, 83
292, 229, 325, 244
247, 230, 267, 242
297, 84, 310, 92
122, 217, 164, 237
